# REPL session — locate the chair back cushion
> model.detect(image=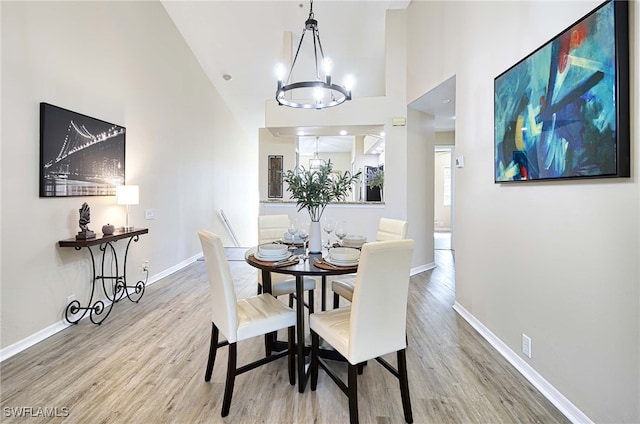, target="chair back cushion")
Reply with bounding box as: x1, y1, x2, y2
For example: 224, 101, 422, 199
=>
349, 239, 414, 363
198, 230, 239, 343
376, 218, 408, 241
258, 215, 290, 244
257, 215, 291, 285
